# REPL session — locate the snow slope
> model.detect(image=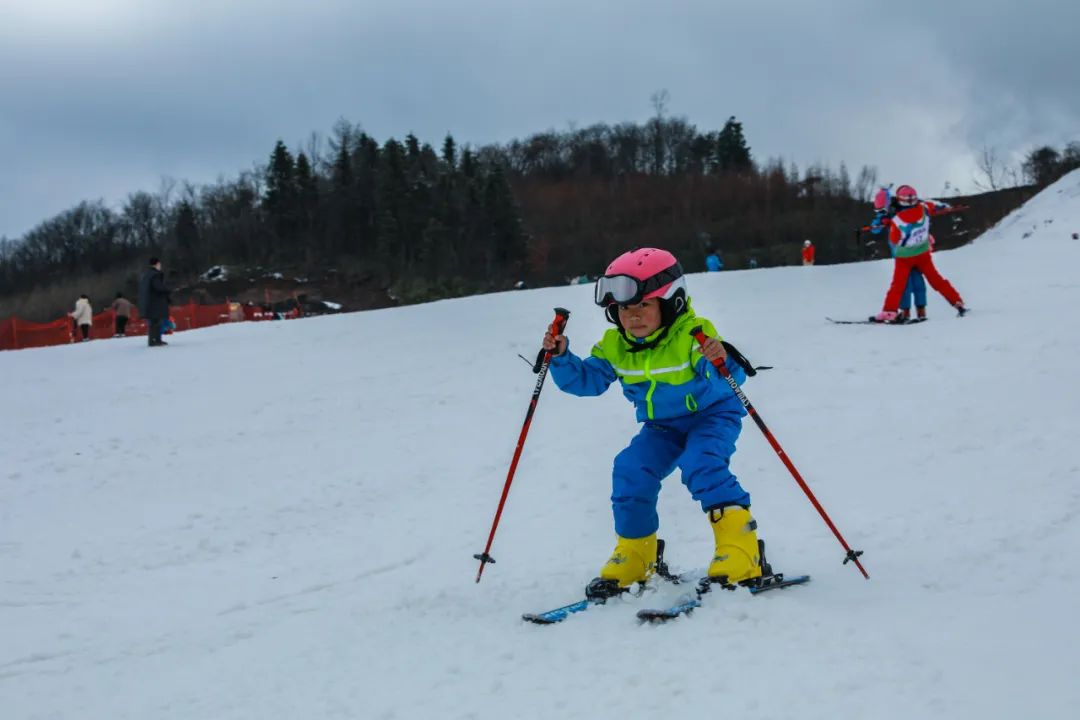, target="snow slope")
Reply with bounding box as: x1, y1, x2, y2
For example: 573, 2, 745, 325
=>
3, 171, 1080, 720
